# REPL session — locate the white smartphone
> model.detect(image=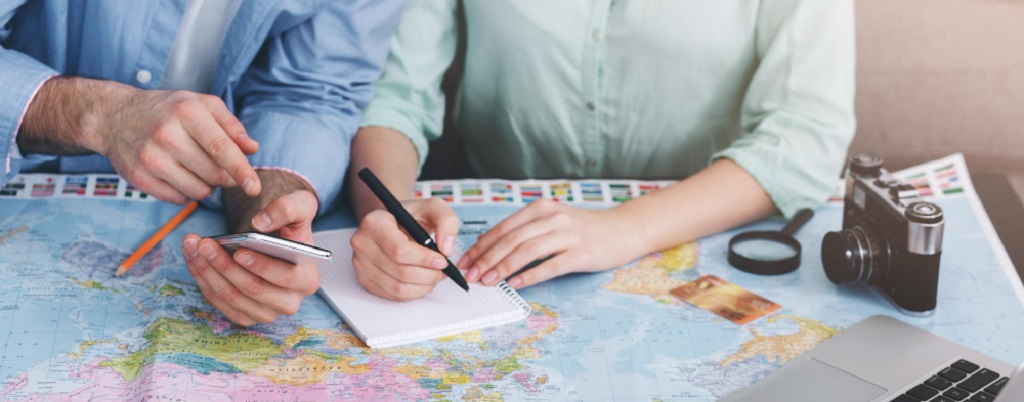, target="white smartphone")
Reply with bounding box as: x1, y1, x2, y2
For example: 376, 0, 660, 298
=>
211, 232, 333, 264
